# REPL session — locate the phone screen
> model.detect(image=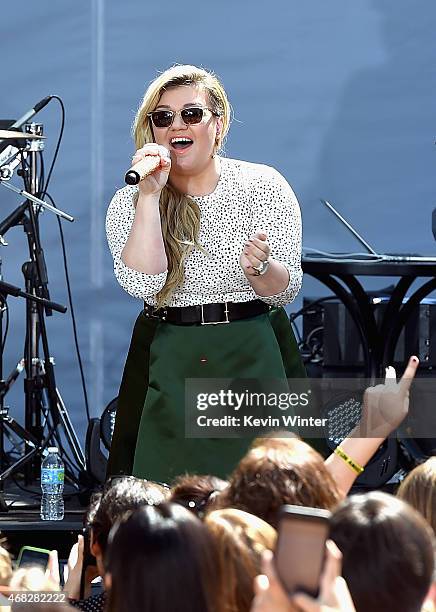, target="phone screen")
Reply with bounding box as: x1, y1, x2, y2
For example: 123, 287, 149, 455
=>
275, 506, 330, 597
18, 549, 50, 571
